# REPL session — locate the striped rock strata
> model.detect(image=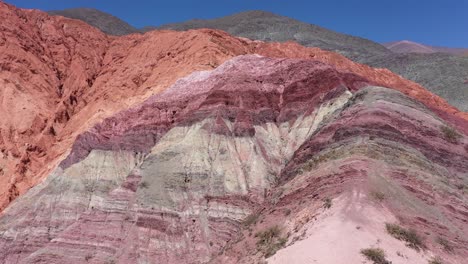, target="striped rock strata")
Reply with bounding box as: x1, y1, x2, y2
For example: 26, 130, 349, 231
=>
1, 1, 466, 213
0, 55, 466, 264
